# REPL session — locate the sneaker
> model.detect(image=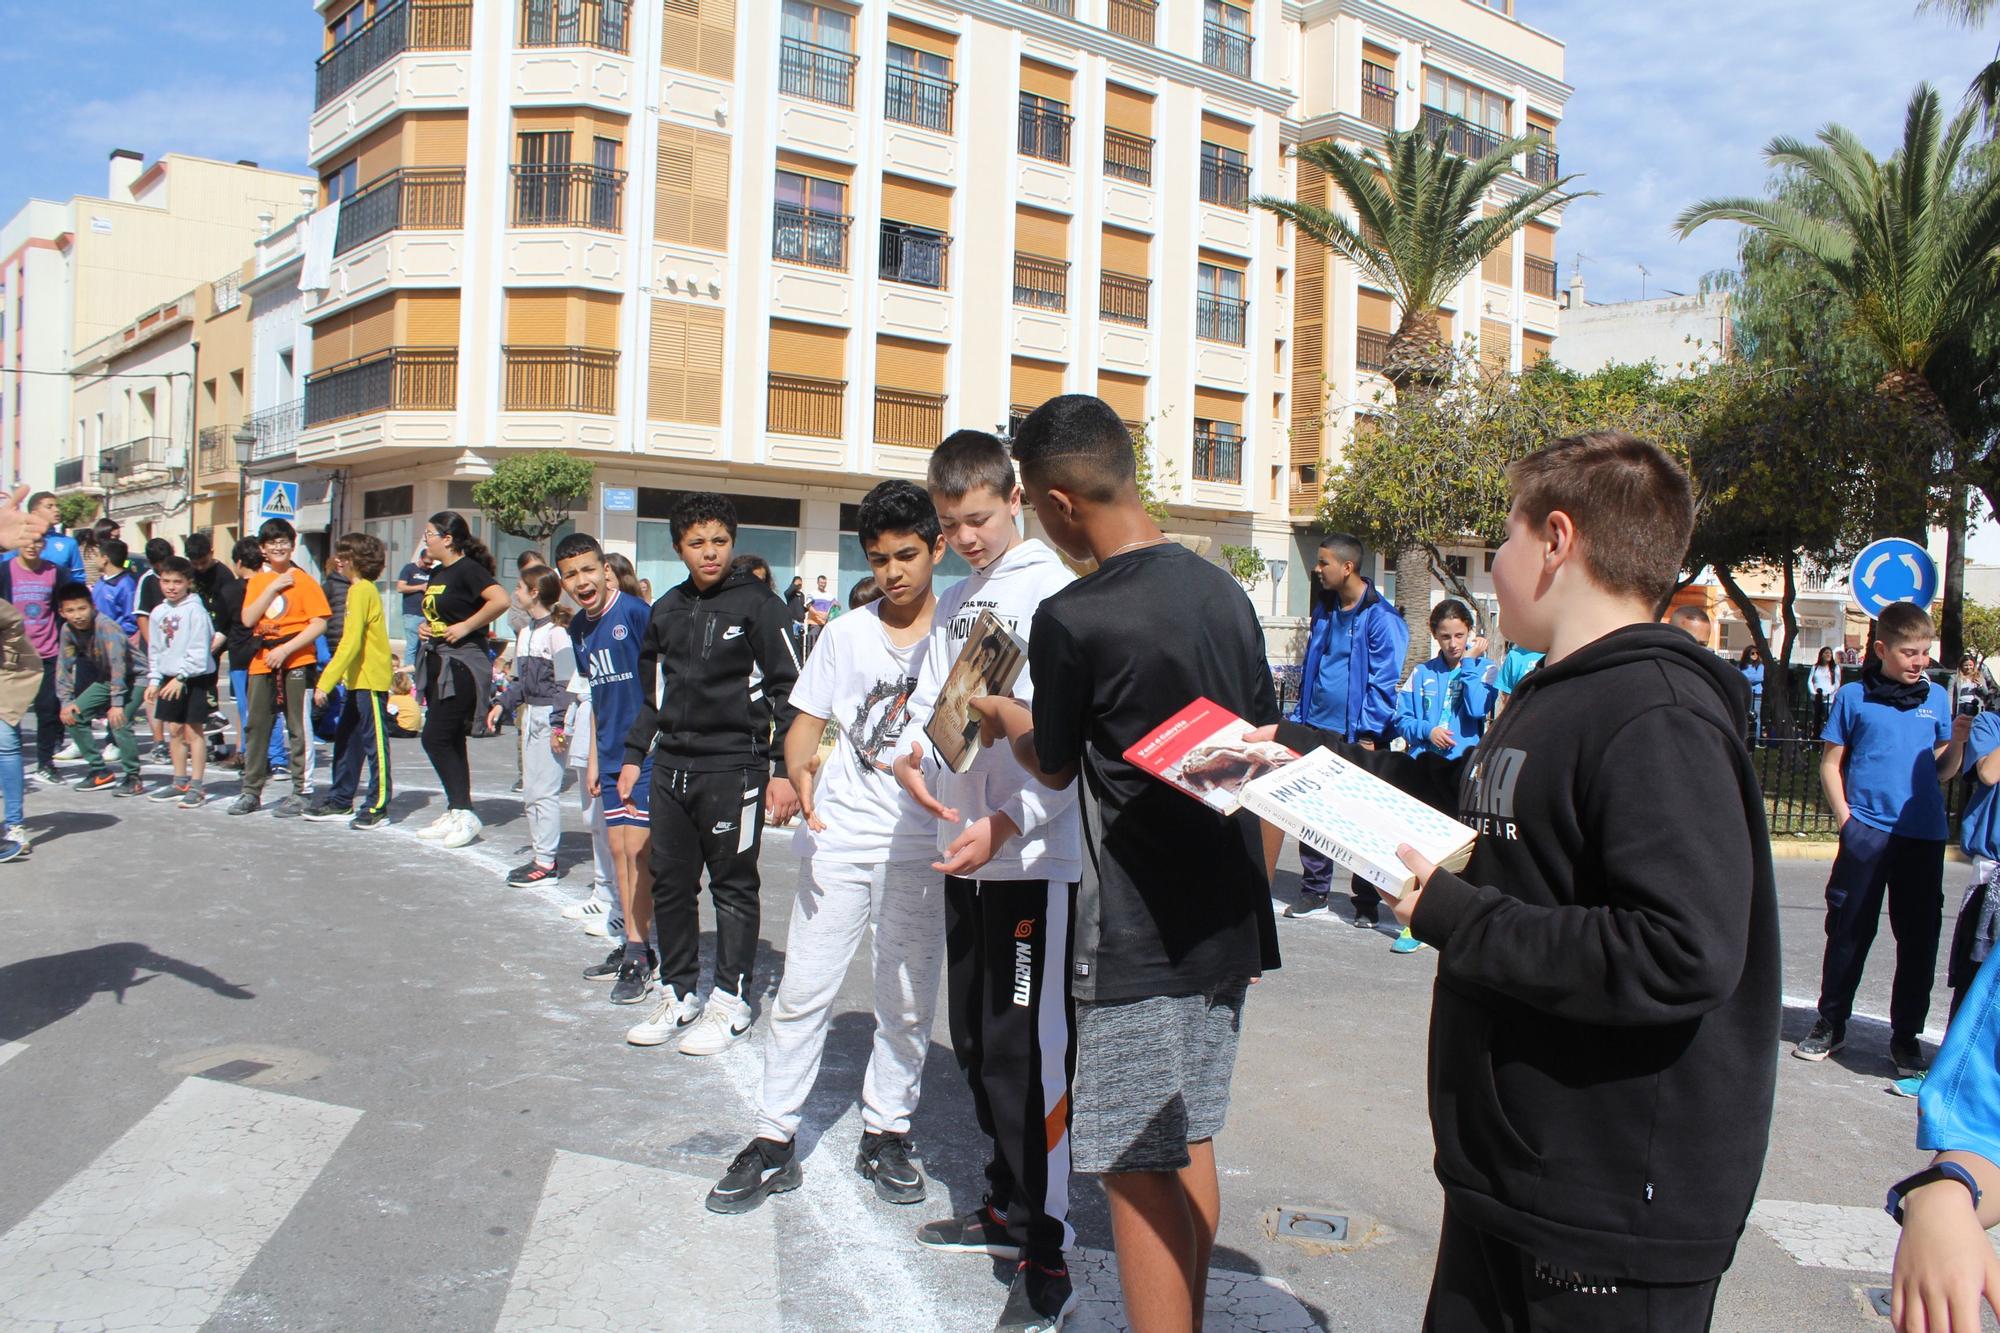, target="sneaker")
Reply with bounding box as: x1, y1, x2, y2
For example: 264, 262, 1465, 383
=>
270, 794, 307, 819
856, 1131, 927, 1205
510, 778, 525, 794
100, 742, 117, 763
34, 765, 62, 786
916, 1202, 1022, 1259
302, 801, 355, 823
271, 764, 291, 781
349, 807, 388, 830
1390, 927, 1427, 954
111, 776, 148, 798
76, 770, 118, 793
609, 954, 655, 1005
177, 787, 207, 810
1793, 1018, 1845, 1061
1890, 1073, 1927, 1099
439, 809, 482, 849
148, 742, 172, 764
414, 810, 456, 840
0, 838, 23, 864
705, 1138, 801, 1216
583, 947, 626, 982
54, 741, 81, 761
1282, 892, 1331, 920
148, 778, 190, 803
1891, 1035, 1930, 1079
581, 914, 612, 939
626, 985, 701, 1045
2, 825, 28, 849
506, 859, 561, 887
228, 792, 262, 815
562, 899, 608, 921
679, 987, 753, 1056
1352, 905, 1381, 929
994, 1258, 1077, 1333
